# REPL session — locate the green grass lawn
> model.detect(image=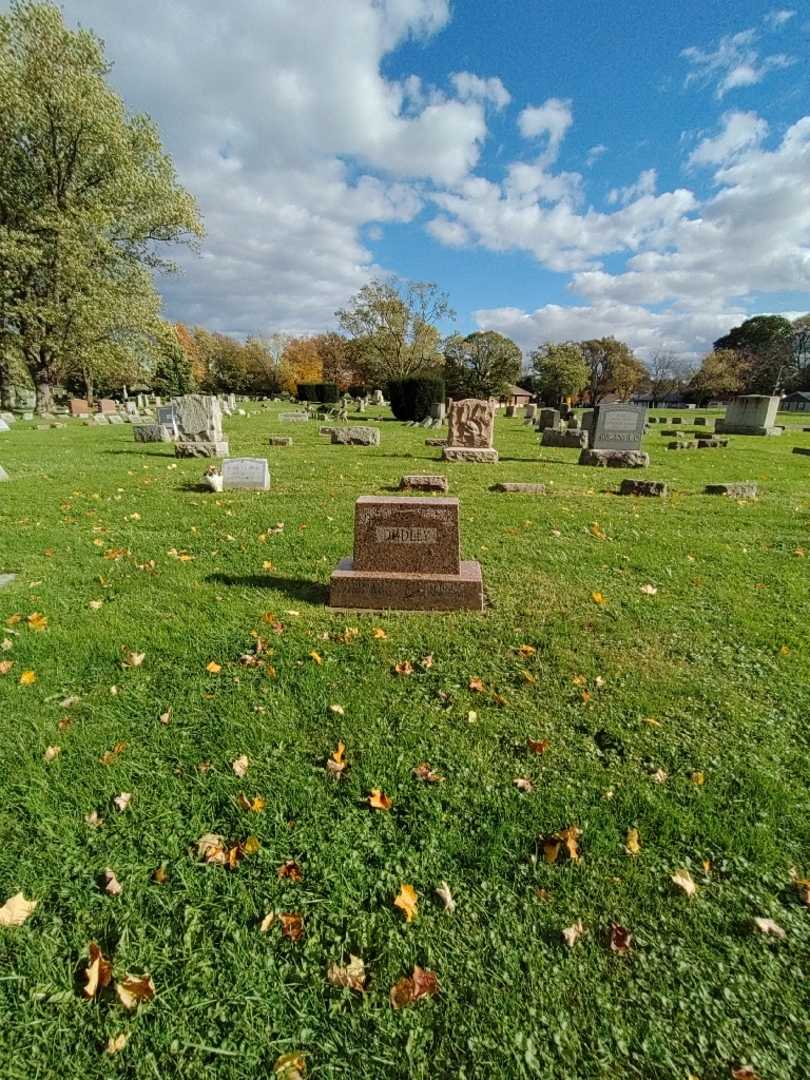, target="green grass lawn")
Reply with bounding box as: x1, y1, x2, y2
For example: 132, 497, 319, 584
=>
1, 405, 809, 1079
